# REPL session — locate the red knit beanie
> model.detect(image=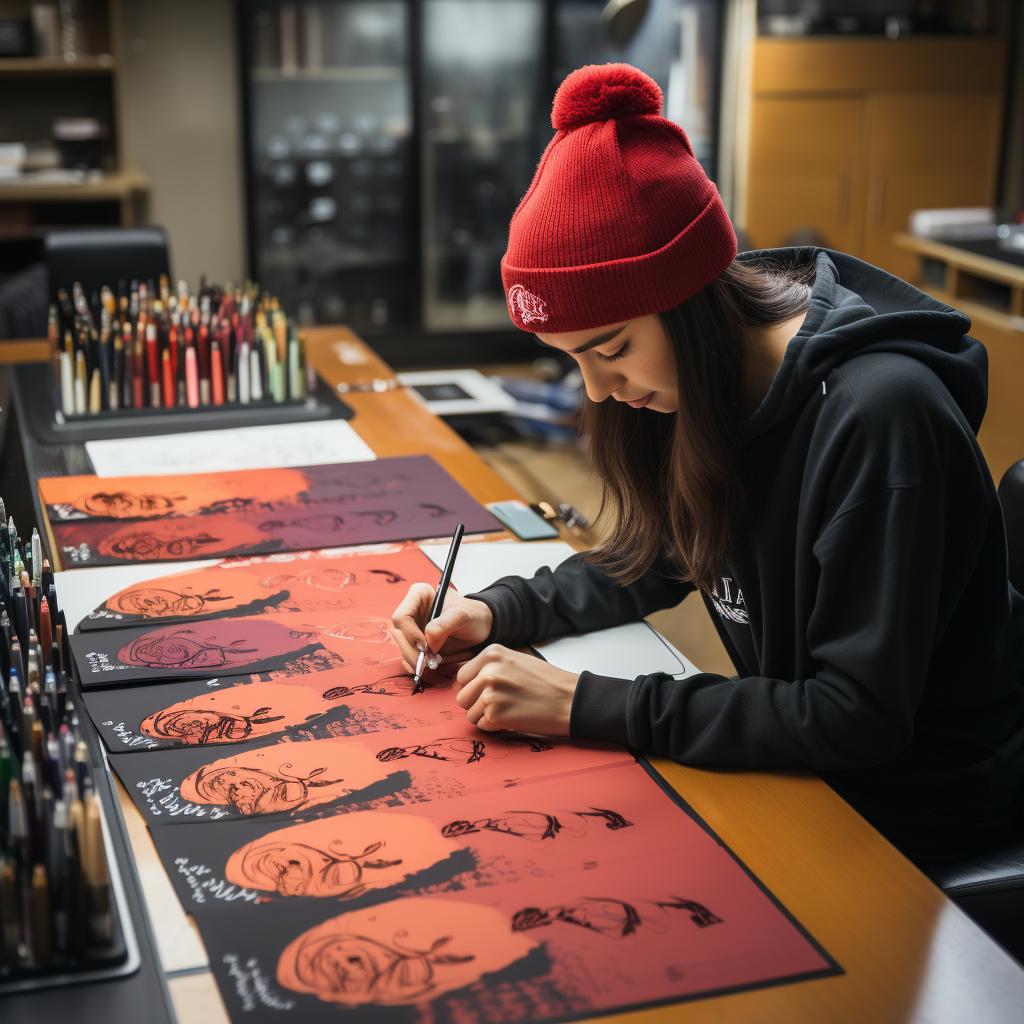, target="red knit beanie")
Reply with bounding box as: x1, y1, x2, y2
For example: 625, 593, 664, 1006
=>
502, 63, 737, 333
